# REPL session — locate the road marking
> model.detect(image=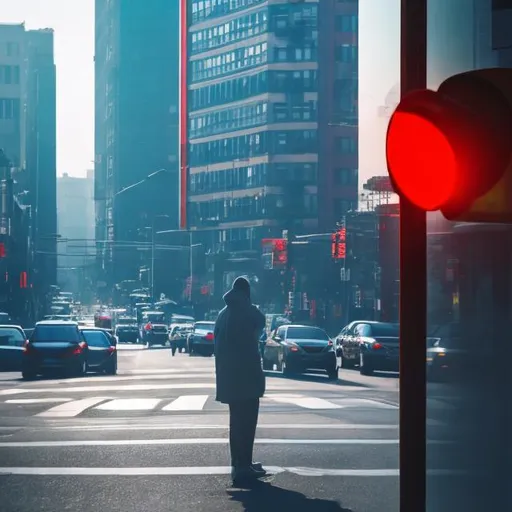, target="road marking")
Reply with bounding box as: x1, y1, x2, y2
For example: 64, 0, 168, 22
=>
5, 398, 72, 404
0, 466, 401, 477
95, 399, 161, 411
330, 398, 398, 409
0, 438, 402, 448
18, 373, 216, 386
48, 423, 399, 431
0, 383, 217, 396
266, 394, 342, 410
162, 395, 209, 411
36, 397, 109, 418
